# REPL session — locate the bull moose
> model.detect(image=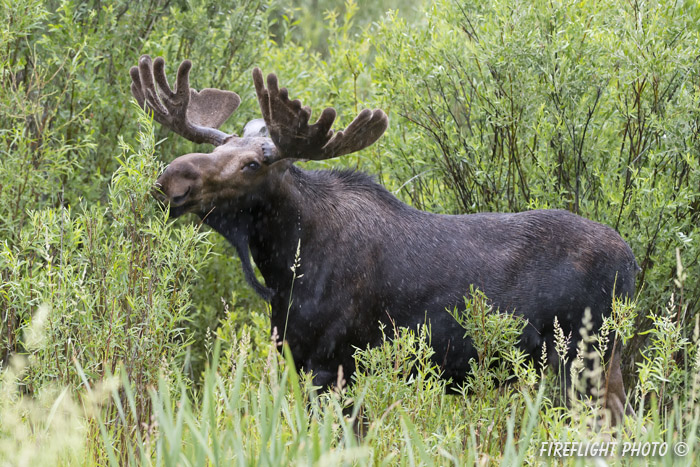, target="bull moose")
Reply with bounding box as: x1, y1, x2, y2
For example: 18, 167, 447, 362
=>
130, 56, 638, 422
